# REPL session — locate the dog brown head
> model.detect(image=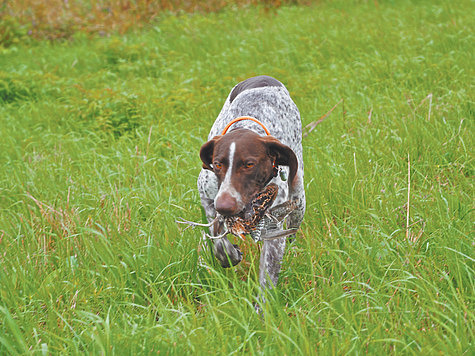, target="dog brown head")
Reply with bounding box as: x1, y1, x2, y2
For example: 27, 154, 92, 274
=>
200, 128, 298, 216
